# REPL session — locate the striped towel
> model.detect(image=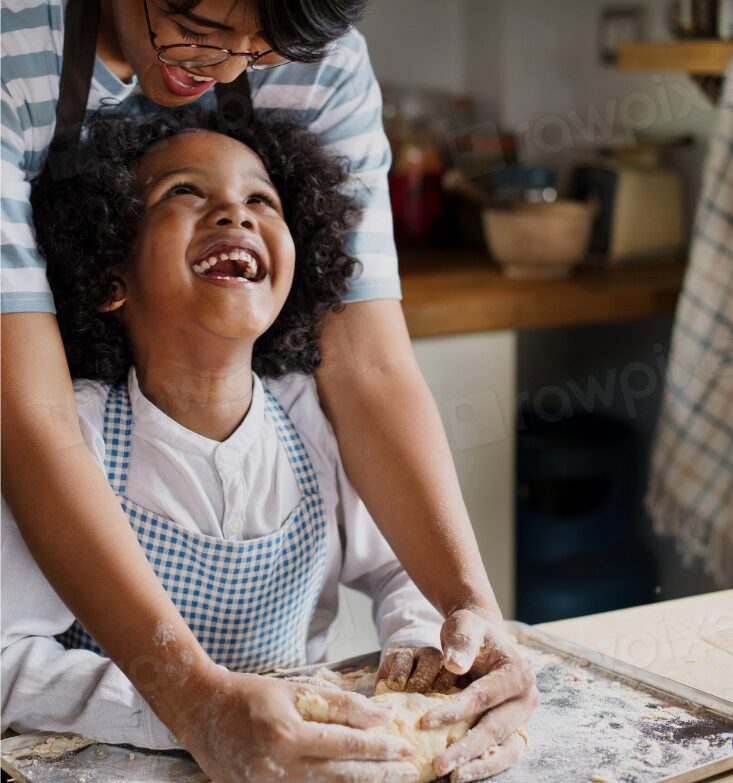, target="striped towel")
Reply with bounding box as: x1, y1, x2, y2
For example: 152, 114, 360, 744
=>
646, 59, 733, 587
